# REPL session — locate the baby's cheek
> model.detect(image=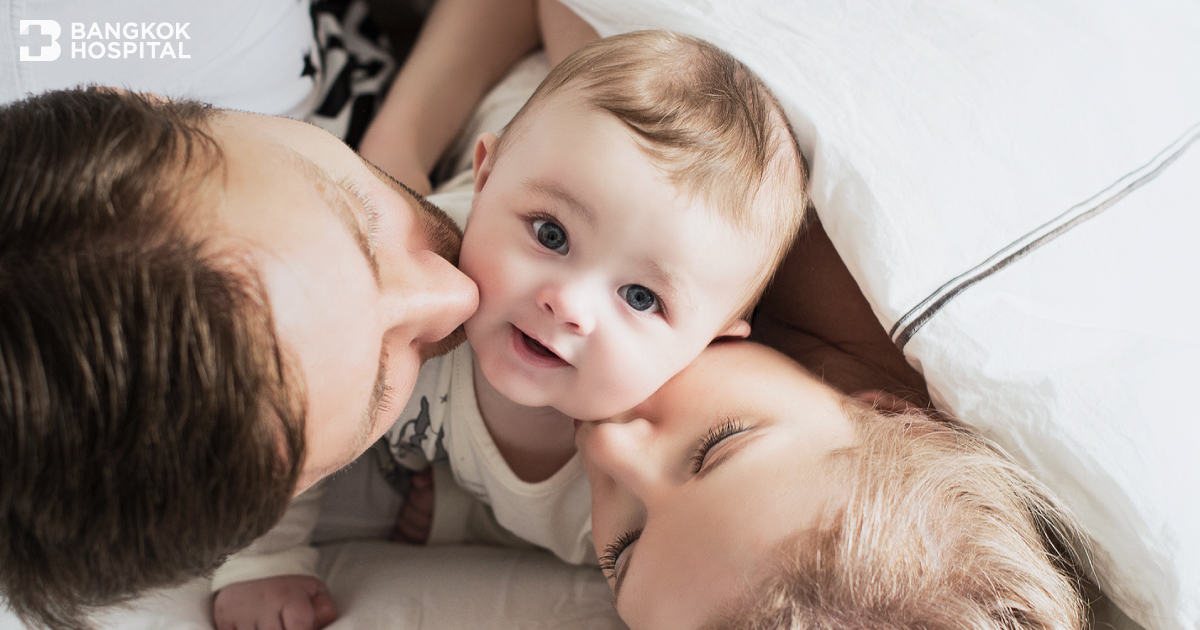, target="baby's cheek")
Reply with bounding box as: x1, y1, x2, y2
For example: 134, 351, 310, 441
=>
586, 349, 668, 419
460, 248, 506, 303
